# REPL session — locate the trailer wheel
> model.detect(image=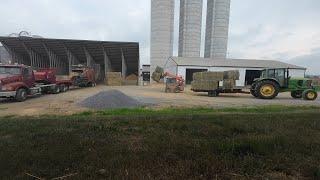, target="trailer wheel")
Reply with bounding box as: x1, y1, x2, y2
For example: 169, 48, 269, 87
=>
208, 90, 219, 97
291, 91, 302, 99
60, 85, 65, 92
15, 88, 27, 102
